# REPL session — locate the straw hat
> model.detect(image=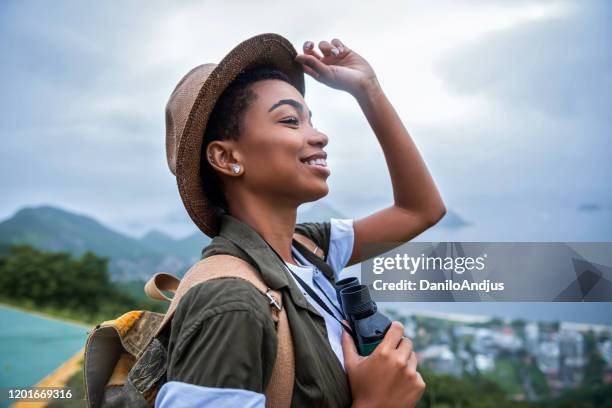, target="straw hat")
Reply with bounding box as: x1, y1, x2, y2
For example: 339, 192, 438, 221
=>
165, 33, 305, 237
